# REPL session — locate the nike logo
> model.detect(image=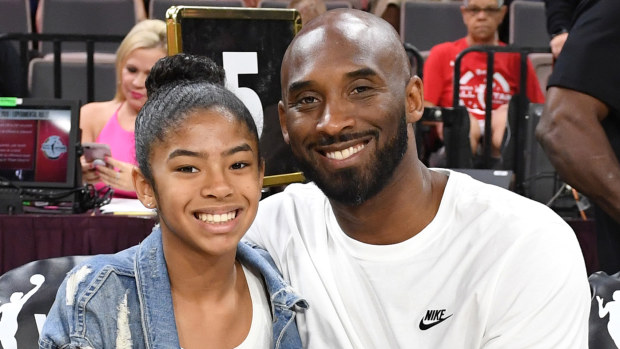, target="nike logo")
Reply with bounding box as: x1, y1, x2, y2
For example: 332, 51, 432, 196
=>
419, 309, 453, 330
